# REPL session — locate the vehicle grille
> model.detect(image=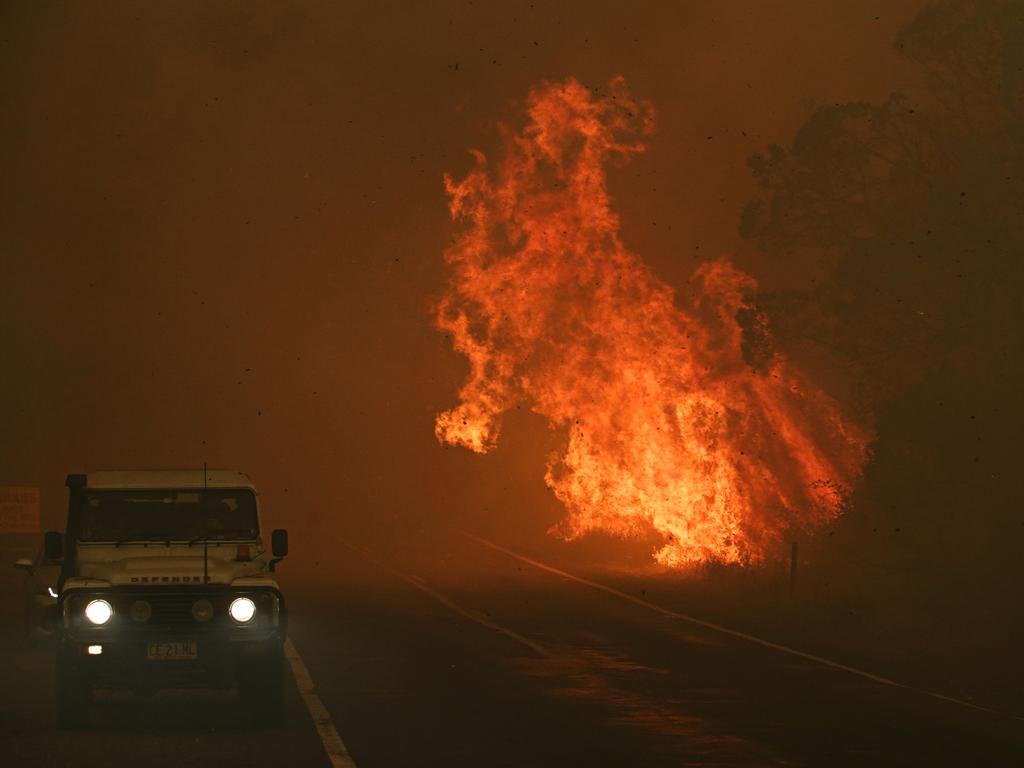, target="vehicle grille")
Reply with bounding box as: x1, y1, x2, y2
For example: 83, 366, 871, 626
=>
112, 590, 228, 628
62, 586, 281, 633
